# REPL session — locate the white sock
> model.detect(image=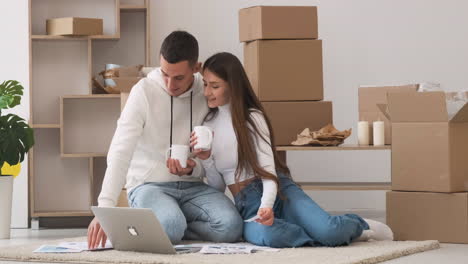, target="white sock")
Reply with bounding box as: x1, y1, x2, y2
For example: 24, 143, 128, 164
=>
354, 229, 375, 242
364, 218, 394, 241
